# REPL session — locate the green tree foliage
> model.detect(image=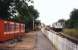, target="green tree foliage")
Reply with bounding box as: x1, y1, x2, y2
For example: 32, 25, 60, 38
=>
15, 0, 39, 31
17, 1, 39, 31
70, 9, 78, 20
28, 5, 39, 19
65, 9, 78, 28
0, 0, 37, 20
14, 0, 39, 21
0, 0, 13, 19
